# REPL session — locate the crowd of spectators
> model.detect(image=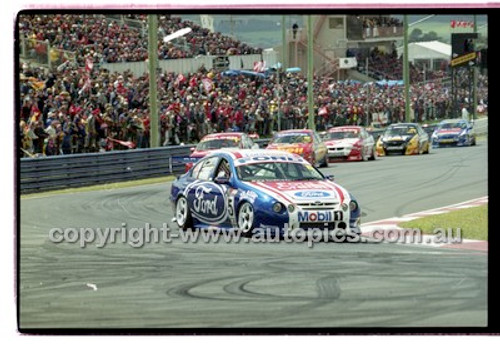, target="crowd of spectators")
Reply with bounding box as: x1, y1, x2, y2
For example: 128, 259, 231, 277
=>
19, 58, 487, 158
363, 16, 403, 29
18, 14, 262, 65
356, 47, 447, 83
